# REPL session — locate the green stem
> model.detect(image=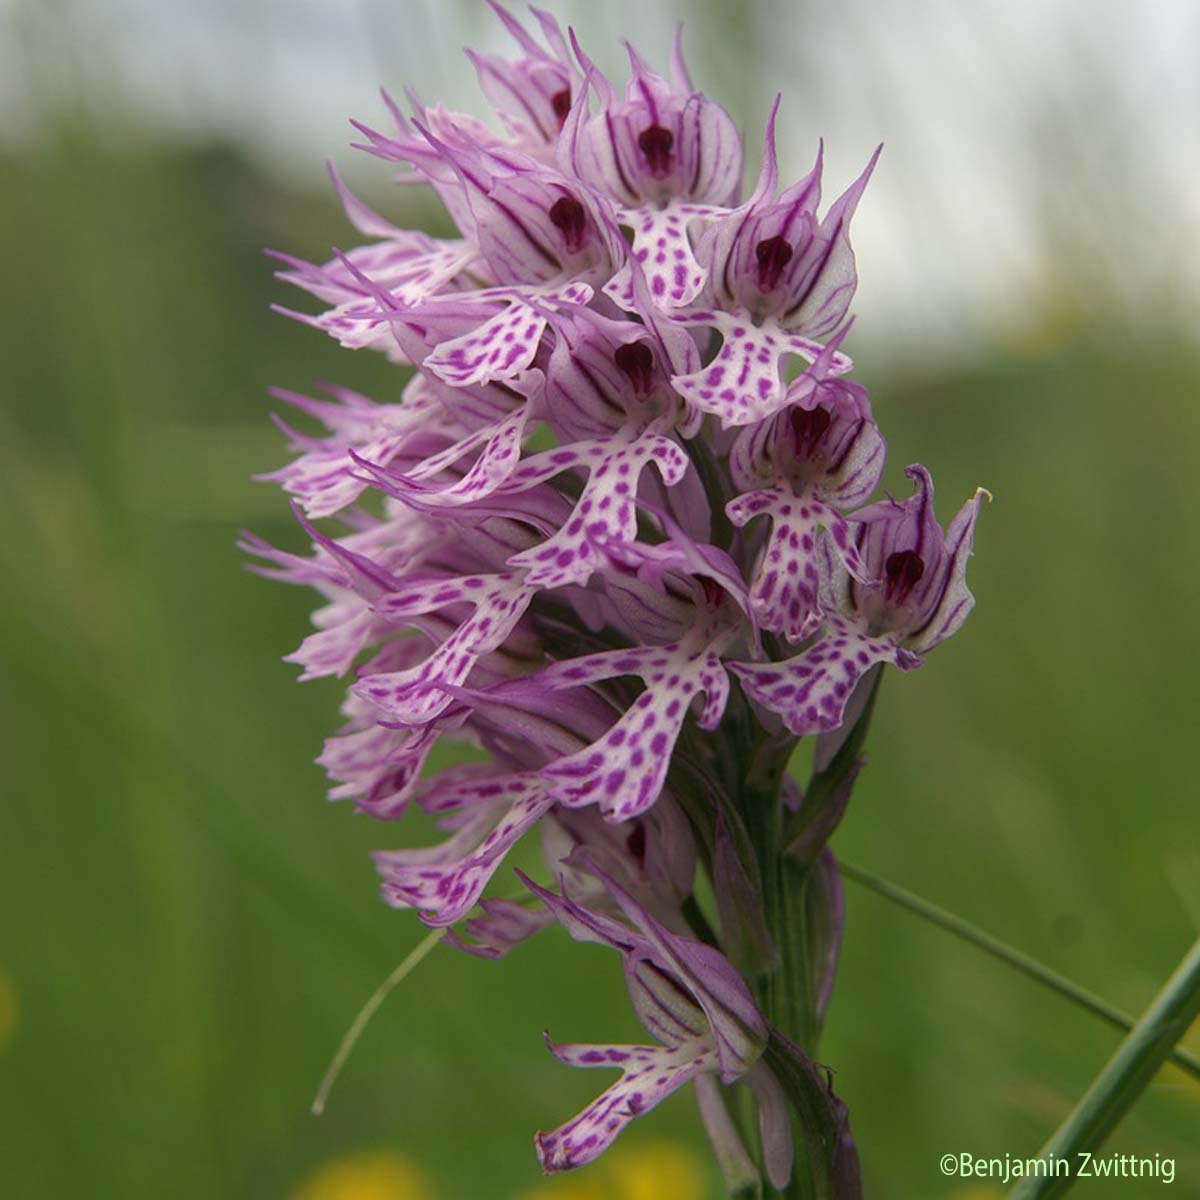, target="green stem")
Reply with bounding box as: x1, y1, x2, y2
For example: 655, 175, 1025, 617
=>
310, 927, 444, 1116
838, 861, 1200, 1084
743, 738, 814, 1056
1009, 935, 1200, 1199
